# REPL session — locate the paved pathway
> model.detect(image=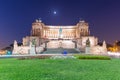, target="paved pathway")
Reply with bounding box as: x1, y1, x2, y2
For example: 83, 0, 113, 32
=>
0, 54, 74, 58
